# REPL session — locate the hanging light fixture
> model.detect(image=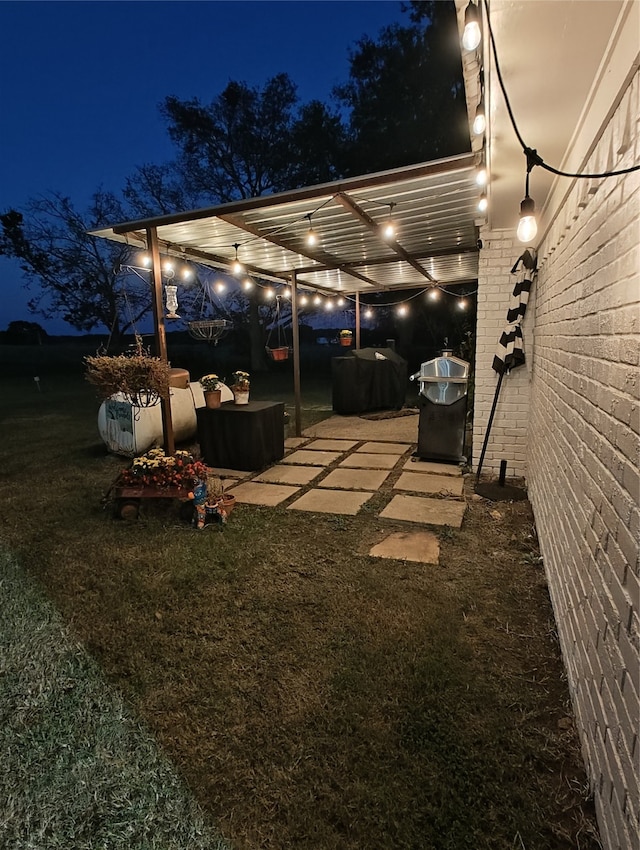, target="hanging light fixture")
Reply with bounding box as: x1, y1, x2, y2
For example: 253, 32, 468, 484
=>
215, 281, 226, 294
381, 202, 396, 240
242, 277, 254, 290
462, 1, 481, 51
478, 192, 488, 213
397, 304, 408, 317
517, 149, 540, 243
364, 308, 373, 319
476, 165, 488, 187
299, 294, 309, 306
428, 287, 440, 301
305, 214, 318, 247
313, 294, 322, 306
164, 284, 180, 319
232, 243, 244, 275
